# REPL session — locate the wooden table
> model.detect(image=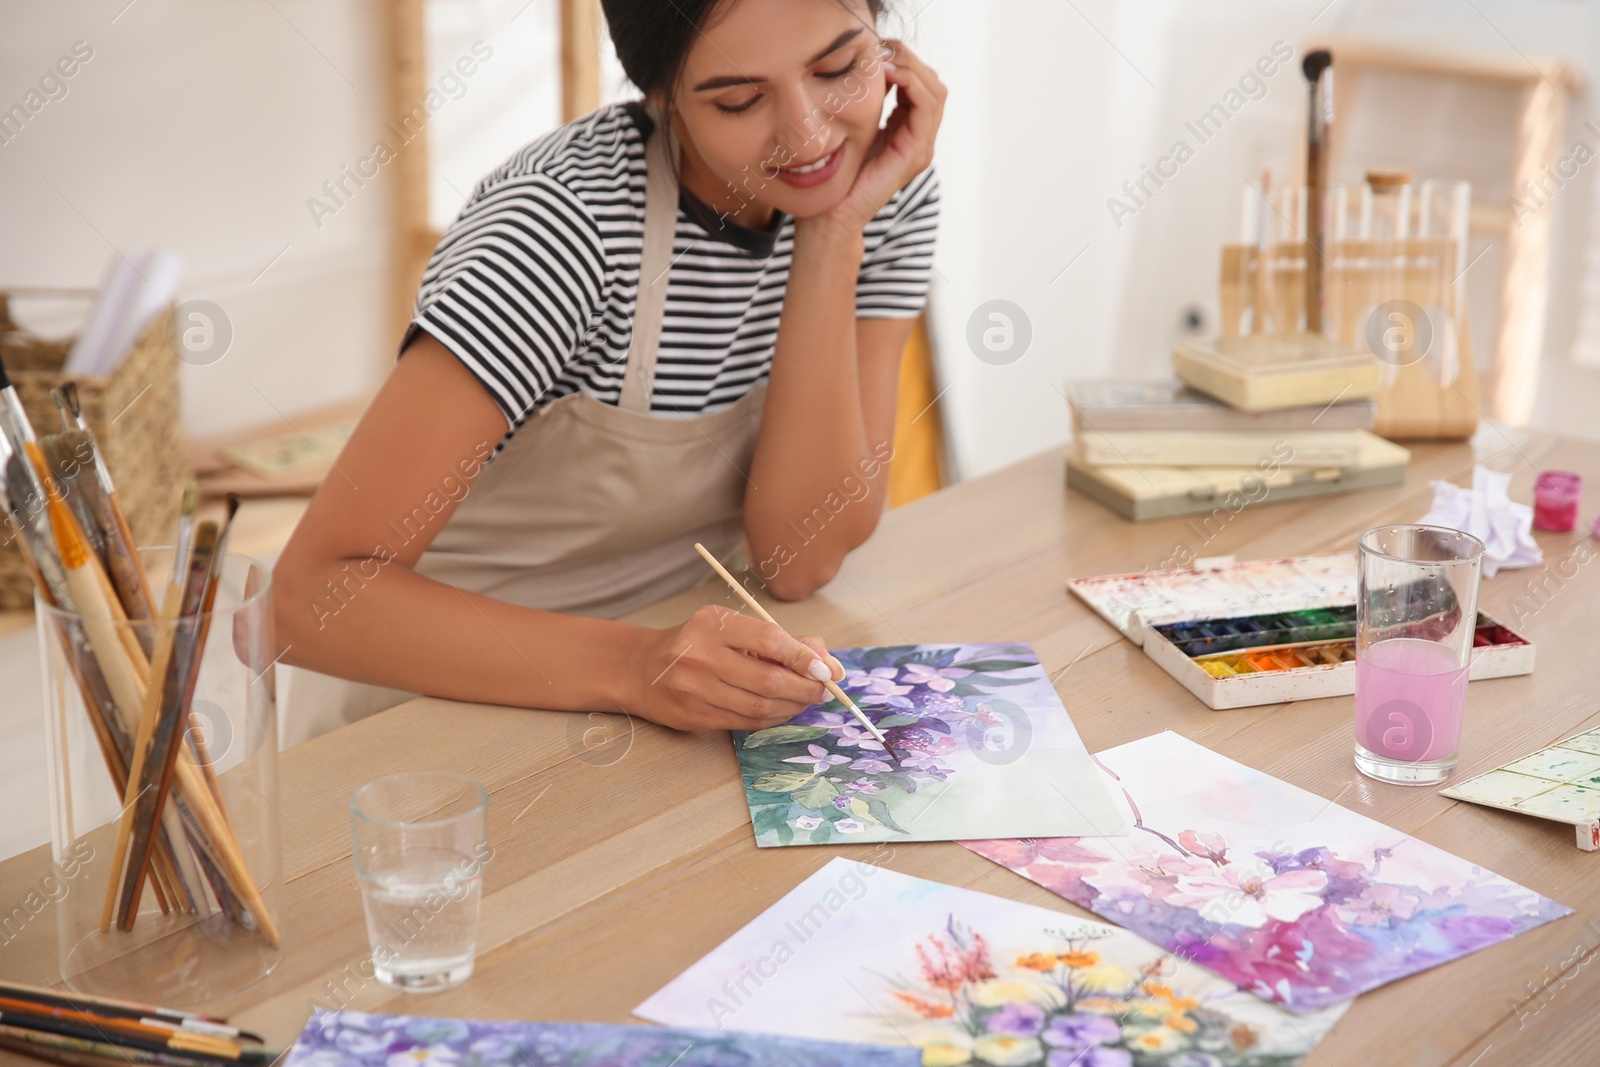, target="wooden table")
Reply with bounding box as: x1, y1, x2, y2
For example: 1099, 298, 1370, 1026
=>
4, 431, 1598, 1067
